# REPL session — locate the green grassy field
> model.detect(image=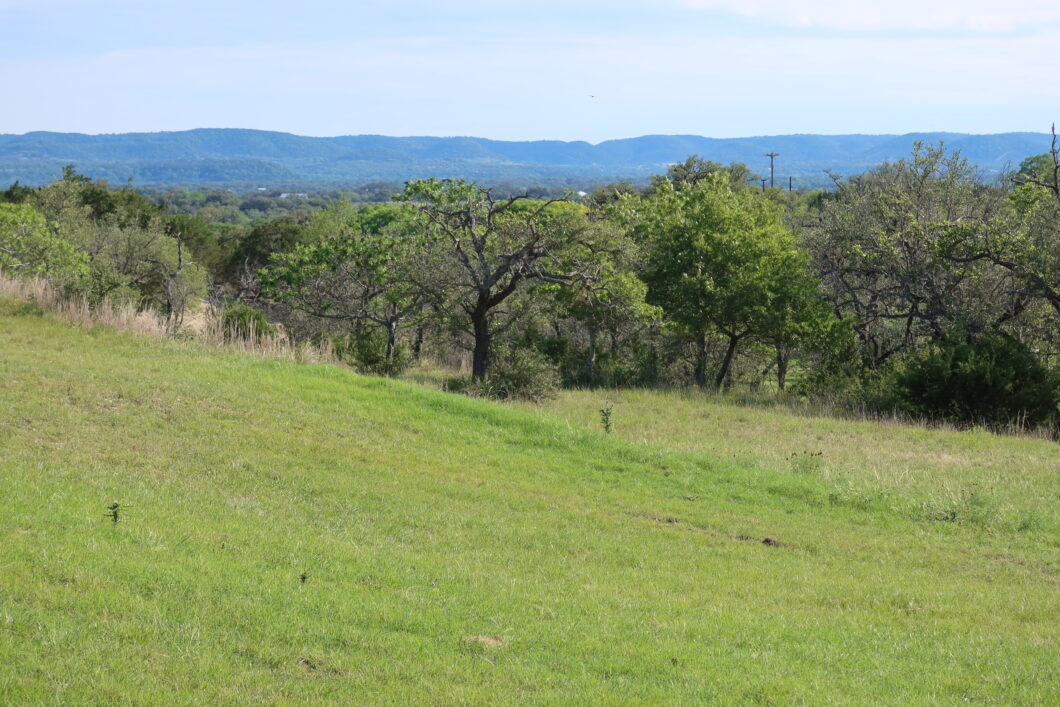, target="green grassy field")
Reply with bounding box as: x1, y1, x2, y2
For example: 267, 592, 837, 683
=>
529, 389, 1060, 537
2, 305, 1058, 704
